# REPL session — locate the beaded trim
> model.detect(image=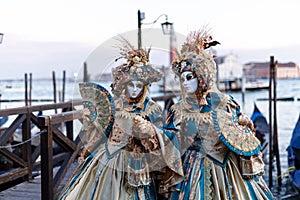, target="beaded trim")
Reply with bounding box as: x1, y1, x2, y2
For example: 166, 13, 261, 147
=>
115, 102, 162, 120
